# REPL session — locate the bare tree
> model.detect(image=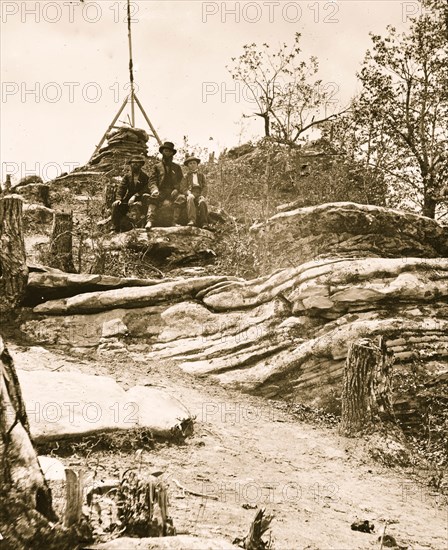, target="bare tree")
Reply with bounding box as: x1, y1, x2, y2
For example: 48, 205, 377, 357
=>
227, 33, 344, 147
